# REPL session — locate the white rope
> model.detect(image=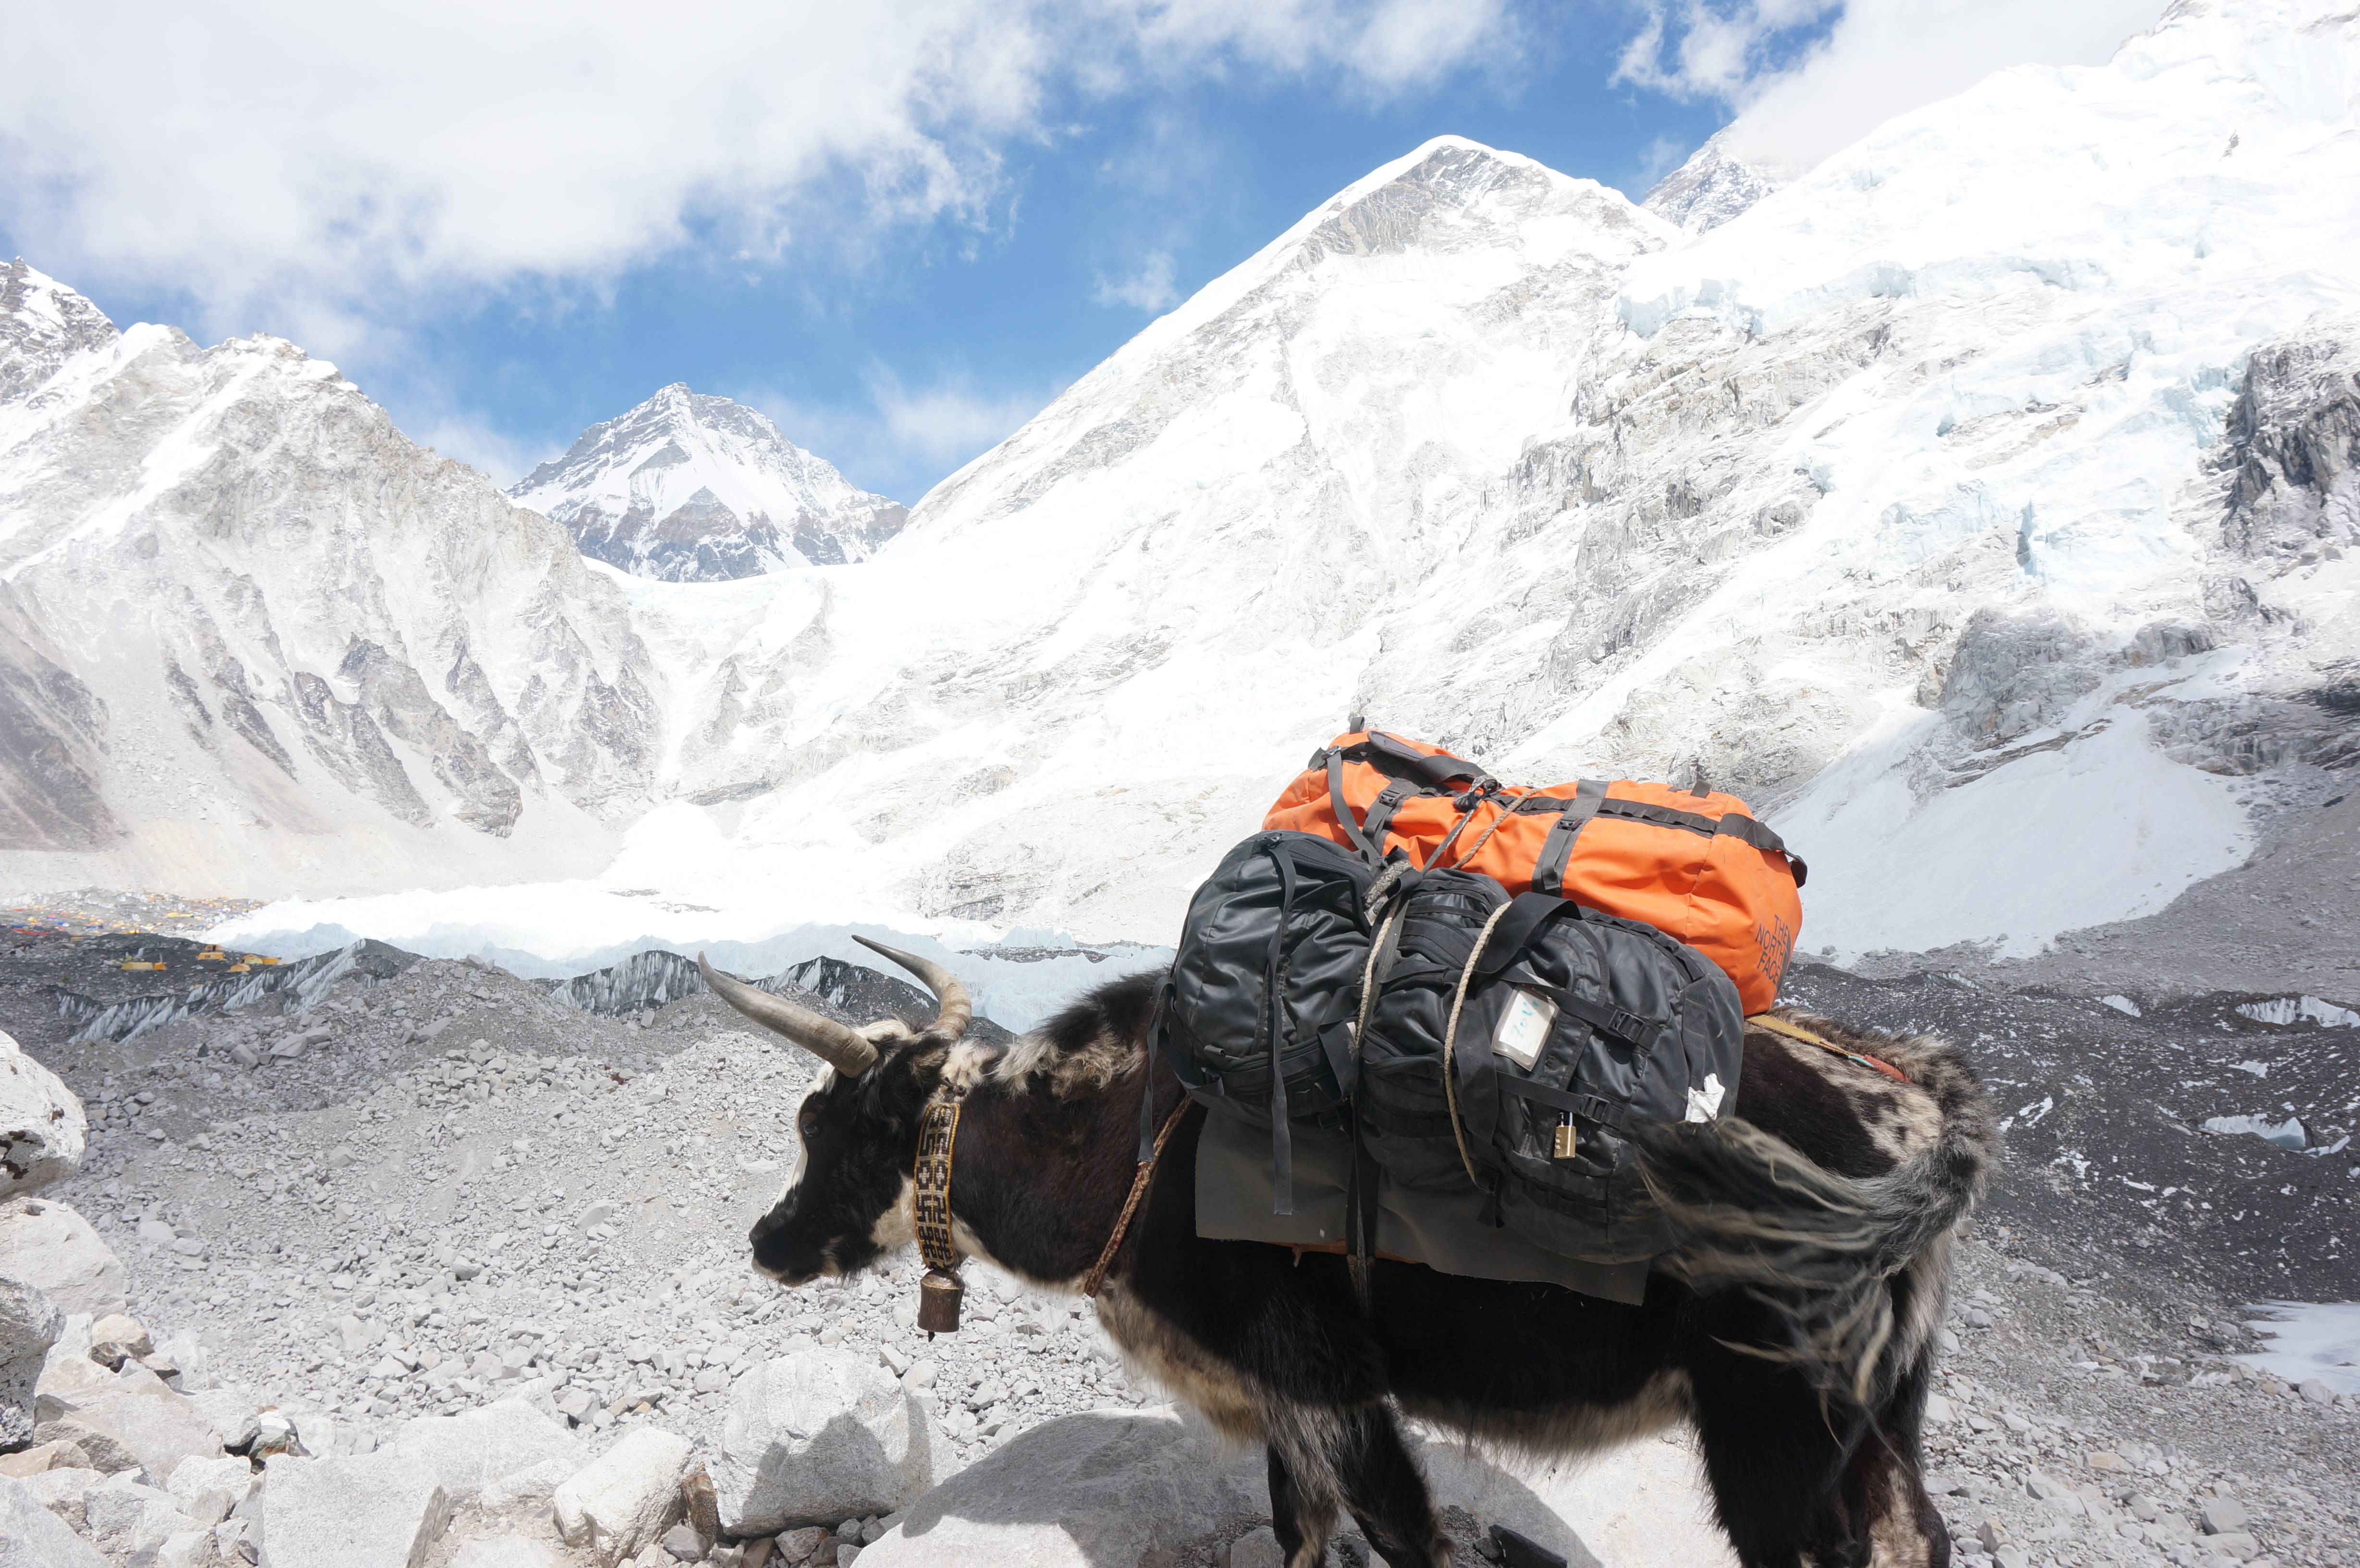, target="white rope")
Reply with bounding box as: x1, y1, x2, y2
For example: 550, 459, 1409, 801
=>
1439, 901, 1513, 1190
